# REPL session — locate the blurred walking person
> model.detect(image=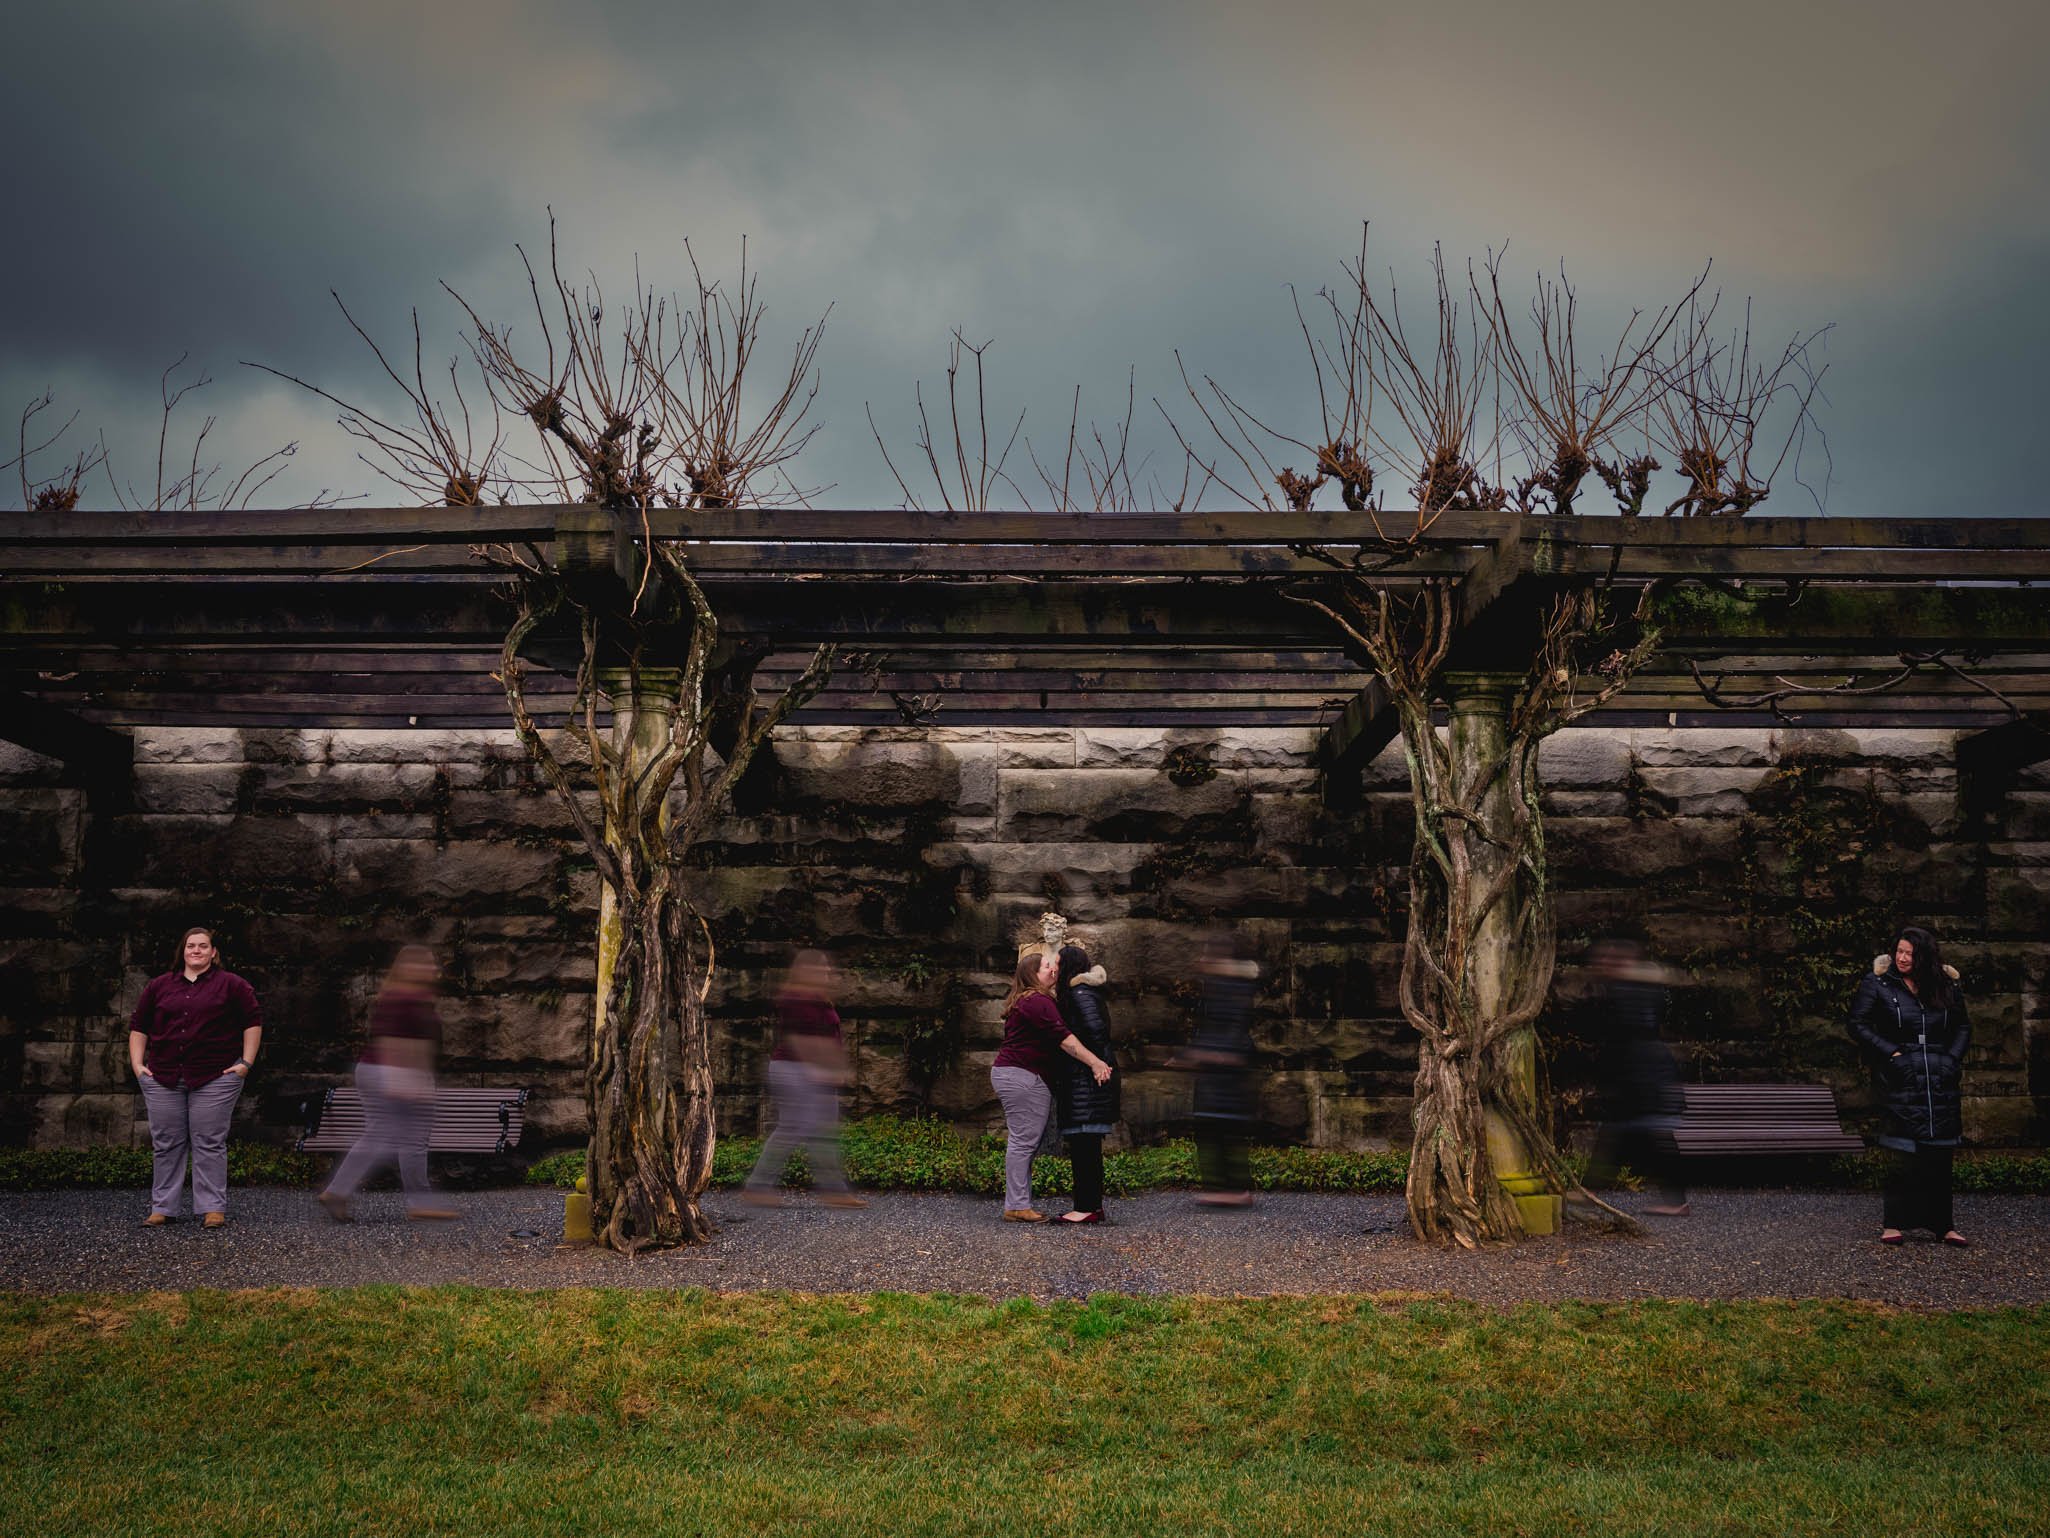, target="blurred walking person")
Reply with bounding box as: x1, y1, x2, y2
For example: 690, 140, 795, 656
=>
319, 945, 456, 1222
1183, 931, 1258, 1207
130, 926, 263, 1227
745, 949, 864, 1208
1849, 925, 1972, 1247
1579, 933, 1689, 1217
1053, 943, 1119, 1224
